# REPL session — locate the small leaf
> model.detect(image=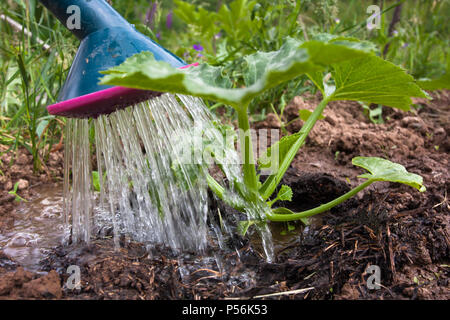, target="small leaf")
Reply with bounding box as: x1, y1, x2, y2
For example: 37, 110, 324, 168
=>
267, 185, 293, 207
298, 109, 325, 121
277, 185, 293, 201
352, 157, 426, 192
287, 222, 296, 232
